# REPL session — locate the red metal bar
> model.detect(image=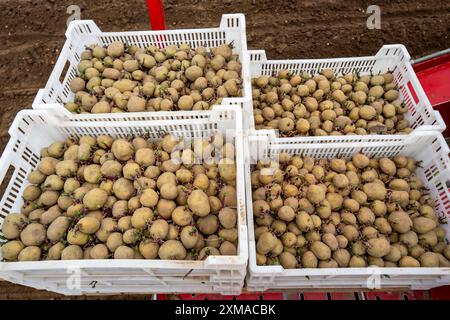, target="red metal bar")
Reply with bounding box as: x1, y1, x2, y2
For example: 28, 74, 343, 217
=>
330, 292, 360, 300
156, 293, 283, 300
156, 290, 436, 300
414, 53, 450, 73
146, 0, 166, 30
430, 286, 450, 300
299, 292, 328, 300
413, 51, 450, 137
363, 290, 431, 300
